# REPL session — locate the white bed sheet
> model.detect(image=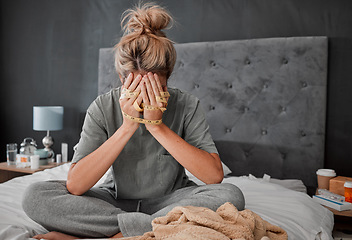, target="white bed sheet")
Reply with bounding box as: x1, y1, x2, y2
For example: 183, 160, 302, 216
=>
0, 163, 334, 240
224, 177, 333, 239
